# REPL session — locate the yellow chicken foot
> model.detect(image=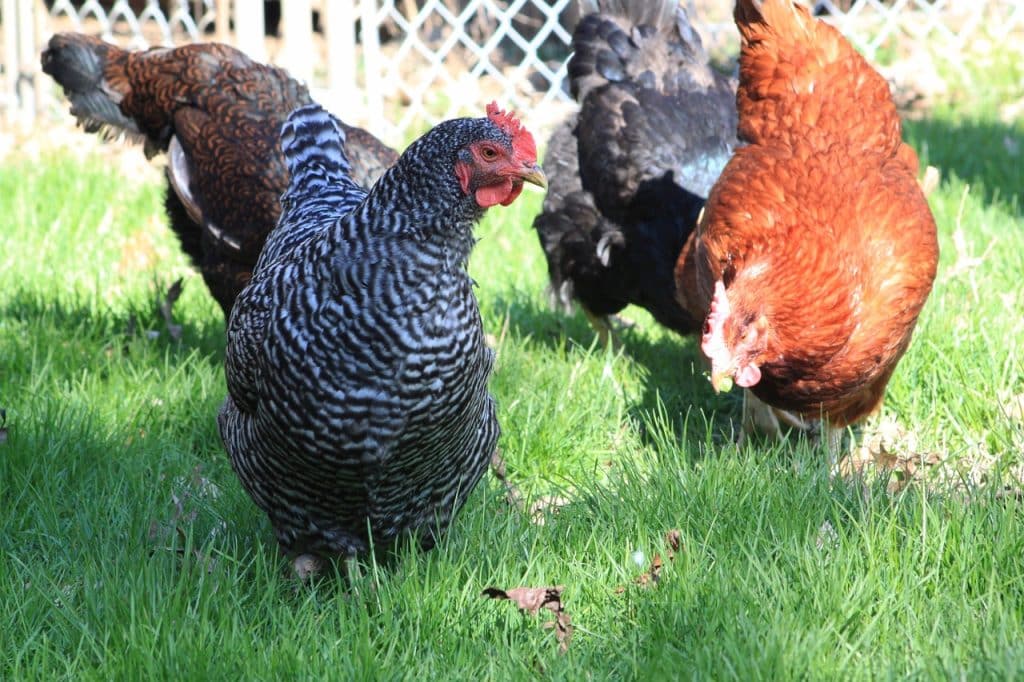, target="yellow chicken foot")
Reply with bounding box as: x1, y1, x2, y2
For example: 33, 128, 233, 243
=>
582, 307, 618, 350
292, 553, 323, 582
